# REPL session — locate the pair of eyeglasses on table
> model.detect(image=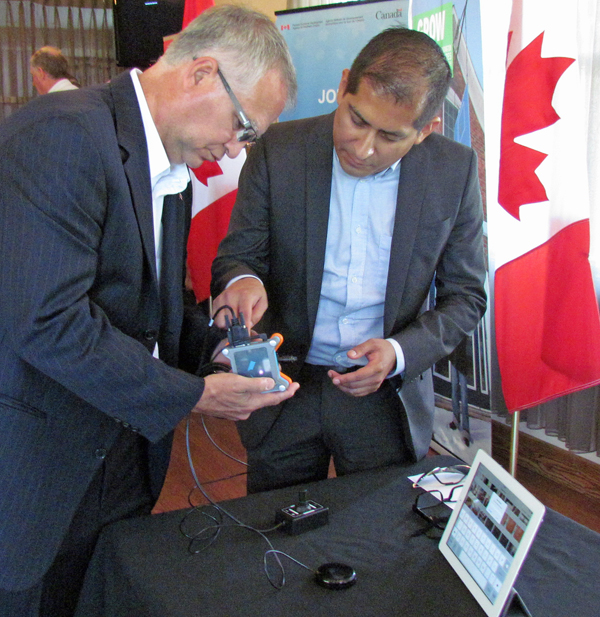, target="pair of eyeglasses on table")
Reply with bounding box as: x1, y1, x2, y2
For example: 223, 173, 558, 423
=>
410, 464, 470, 538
